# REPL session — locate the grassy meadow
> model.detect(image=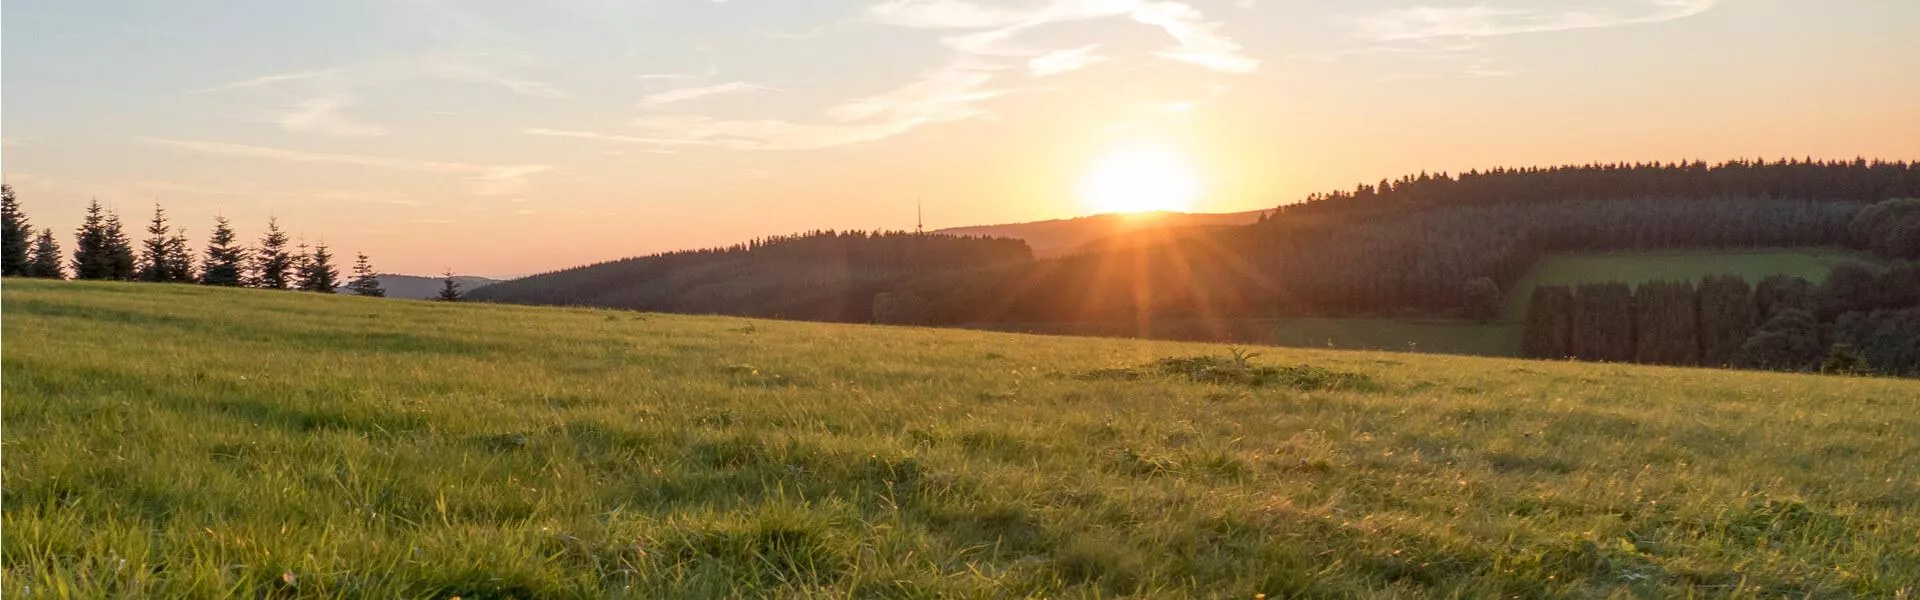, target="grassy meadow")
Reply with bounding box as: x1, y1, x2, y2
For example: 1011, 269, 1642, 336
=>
5, 279, 1920, 598
1499, 248, 1871, 321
